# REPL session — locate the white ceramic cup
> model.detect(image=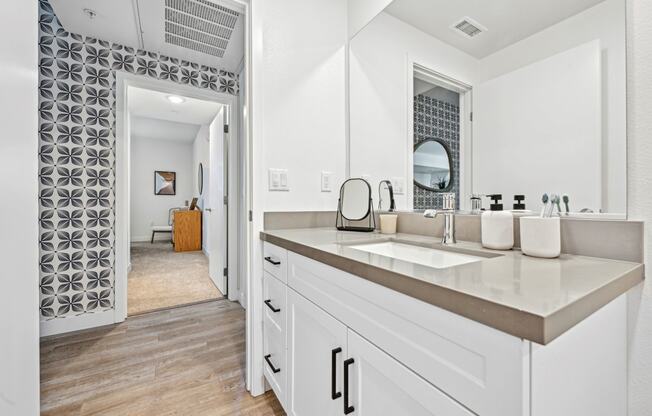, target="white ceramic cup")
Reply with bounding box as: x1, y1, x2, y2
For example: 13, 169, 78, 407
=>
519, 216, 561, 258
379, 214, 398, 234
